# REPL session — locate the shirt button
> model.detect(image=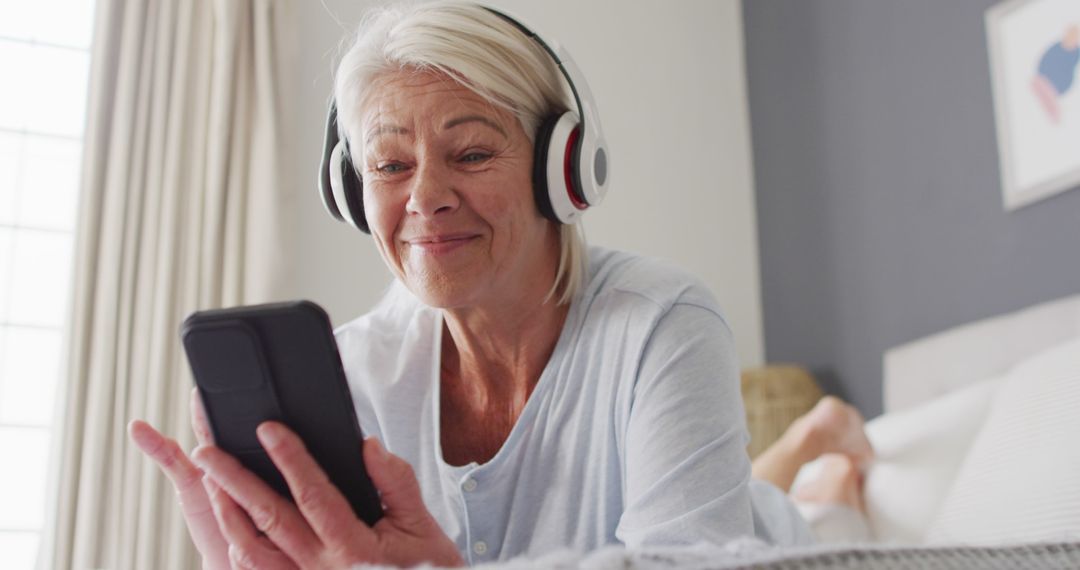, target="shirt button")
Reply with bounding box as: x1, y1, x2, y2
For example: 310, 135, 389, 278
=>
473, 541, 488, 555
462, 478, 477, 492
